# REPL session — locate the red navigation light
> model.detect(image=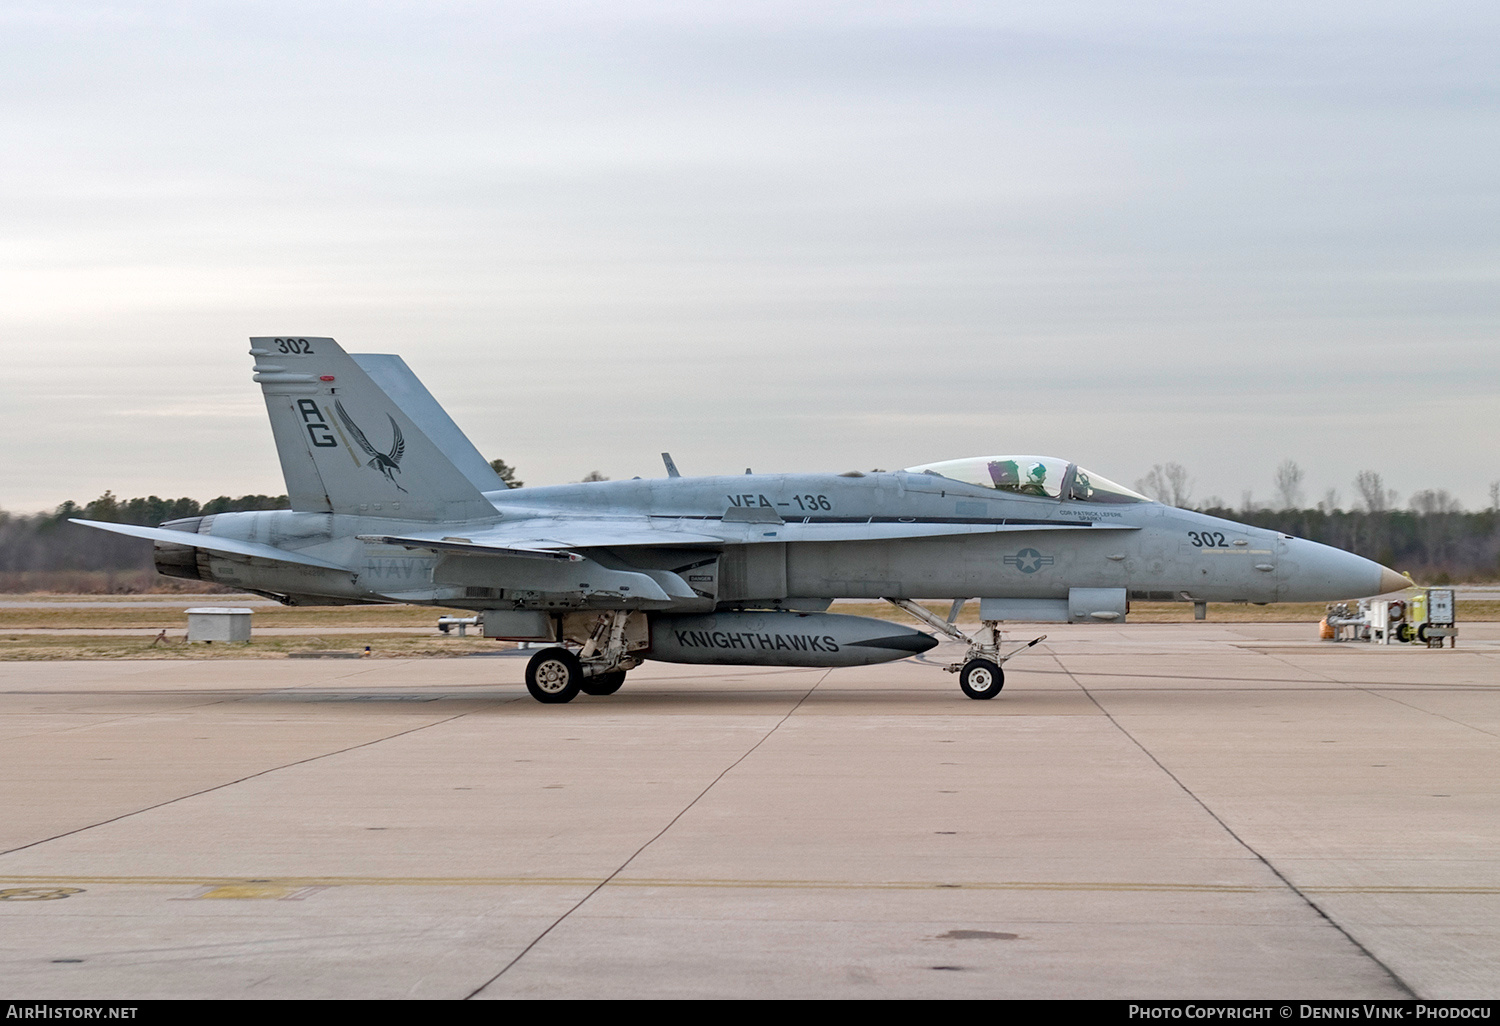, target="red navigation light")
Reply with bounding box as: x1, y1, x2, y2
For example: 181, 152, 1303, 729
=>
320, 375, 335, 381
